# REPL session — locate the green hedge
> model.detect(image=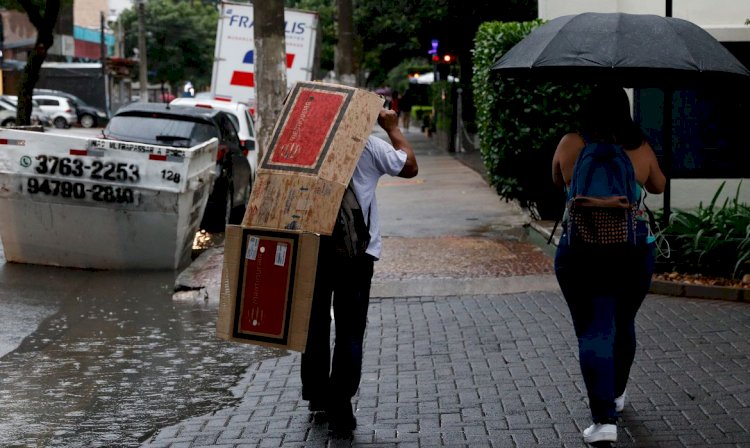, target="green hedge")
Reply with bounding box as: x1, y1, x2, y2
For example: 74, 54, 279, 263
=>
473, 20, 589, 219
